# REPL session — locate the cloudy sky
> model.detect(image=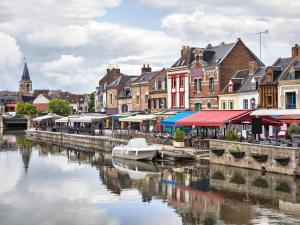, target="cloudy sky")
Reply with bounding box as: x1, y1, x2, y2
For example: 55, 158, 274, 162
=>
0, 0, 299, 93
